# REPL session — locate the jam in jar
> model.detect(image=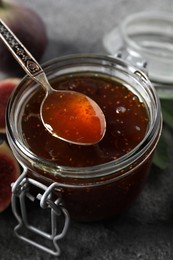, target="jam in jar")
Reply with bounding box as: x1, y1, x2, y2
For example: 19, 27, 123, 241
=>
6, 55, 162, 222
